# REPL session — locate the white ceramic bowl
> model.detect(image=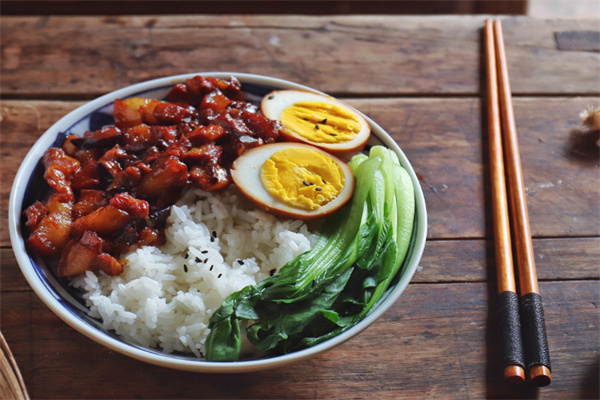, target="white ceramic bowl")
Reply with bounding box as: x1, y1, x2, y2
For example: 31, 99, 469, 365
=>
9, 72, 427, 373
